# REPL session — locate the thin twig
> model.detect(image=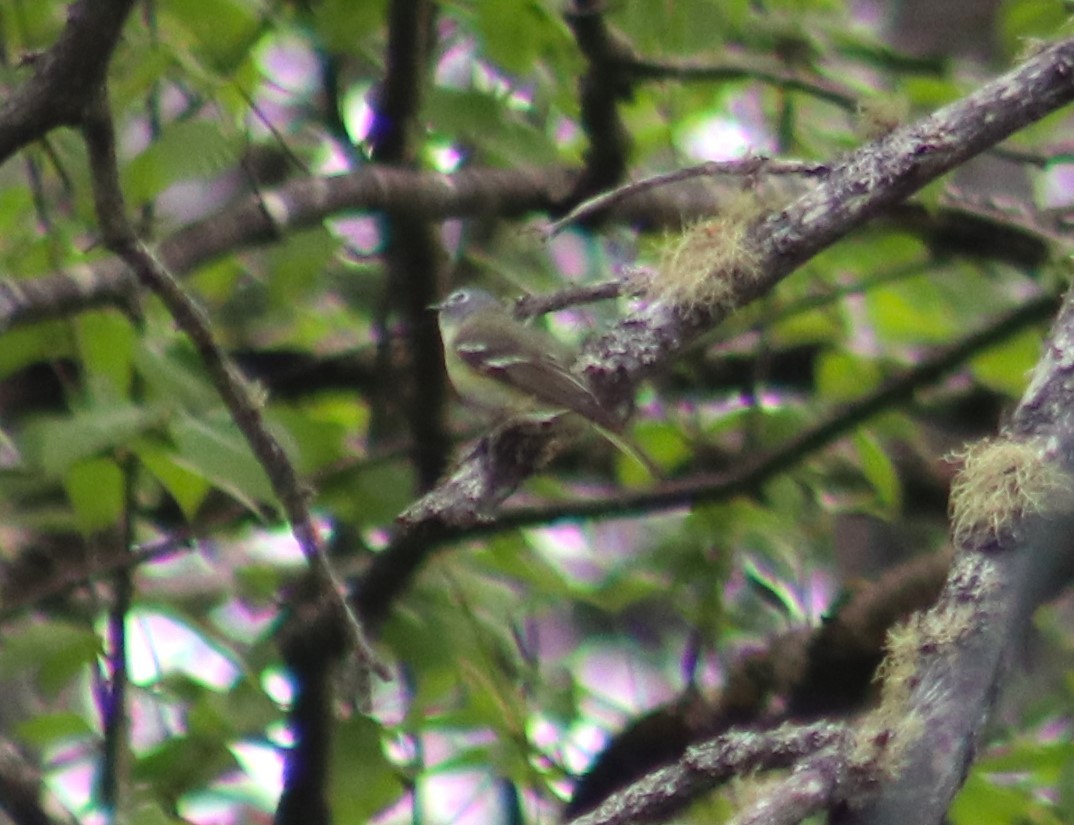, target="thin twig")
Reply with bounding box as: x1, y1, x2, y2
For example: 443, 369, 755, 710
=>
546, 158, 830, 236
79, 84, 388, 681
